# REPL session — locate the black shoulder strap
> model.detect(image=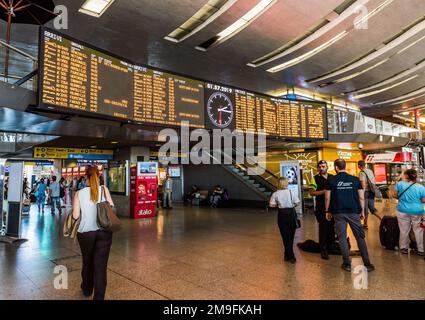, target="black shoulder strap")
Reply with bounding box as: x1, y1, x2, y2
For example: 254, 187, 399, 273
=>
398, 183, 416, 200
362, 170, 372, 183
